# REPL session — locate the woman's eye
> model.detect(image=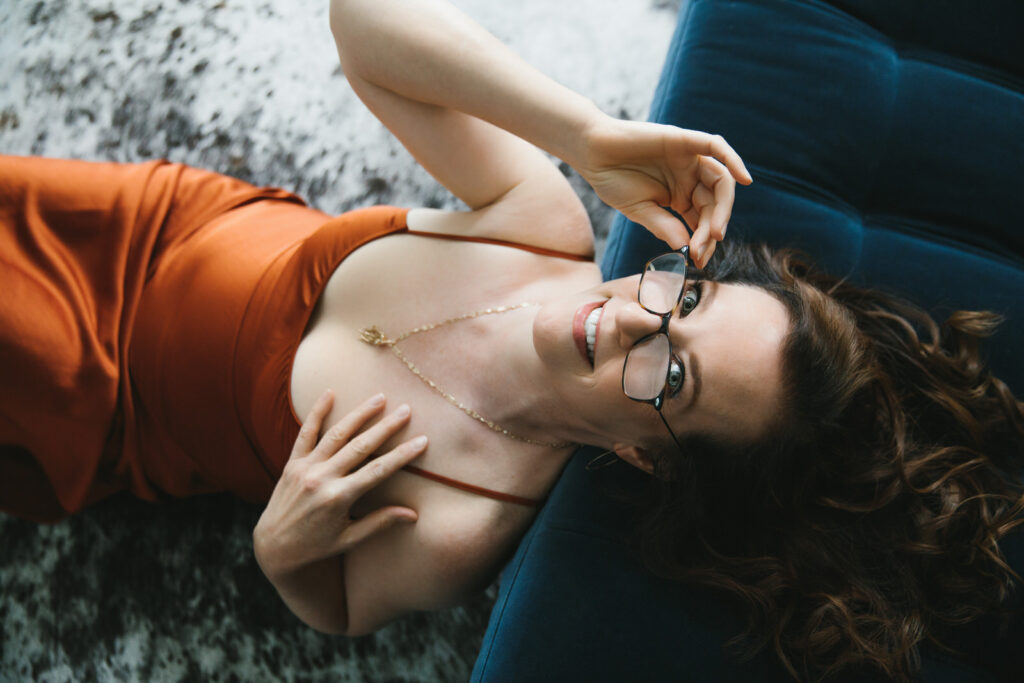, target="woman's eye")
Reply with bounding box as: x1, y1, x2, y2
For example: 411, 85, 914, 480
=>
680, 283, 702, 315
667, 359, 684, 395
